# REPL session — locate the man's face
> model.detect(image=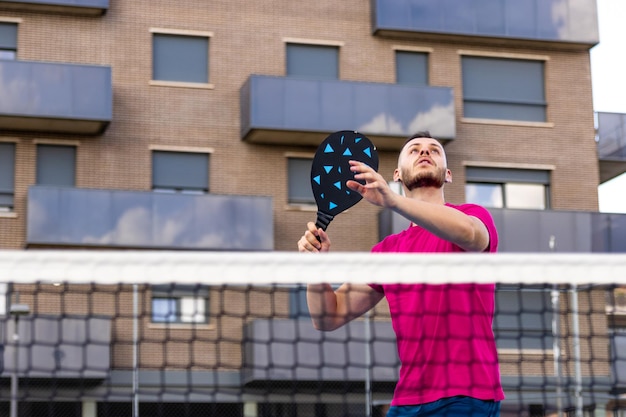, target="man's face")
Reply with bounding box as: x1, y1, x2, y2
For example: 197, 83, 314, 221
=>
395, 137, 451, 191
